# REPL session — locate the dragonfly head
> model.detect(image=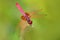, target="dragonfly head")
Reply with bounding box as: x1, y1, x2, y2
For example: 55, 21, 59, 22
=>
28, 20, 32, 26
26, 17, 32, 26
